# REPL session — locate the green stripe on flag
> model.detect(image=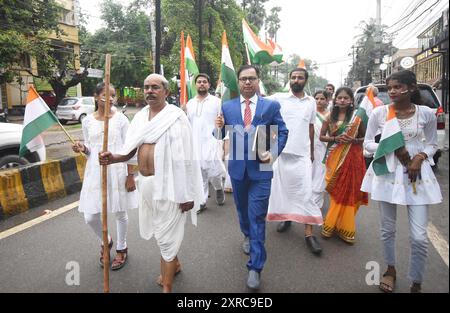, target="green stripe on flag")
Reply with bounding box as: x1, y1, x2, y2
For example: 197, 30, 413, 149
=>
372, 131, 405, 176
356, 107, 369, 127
19, 111, 58, 157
